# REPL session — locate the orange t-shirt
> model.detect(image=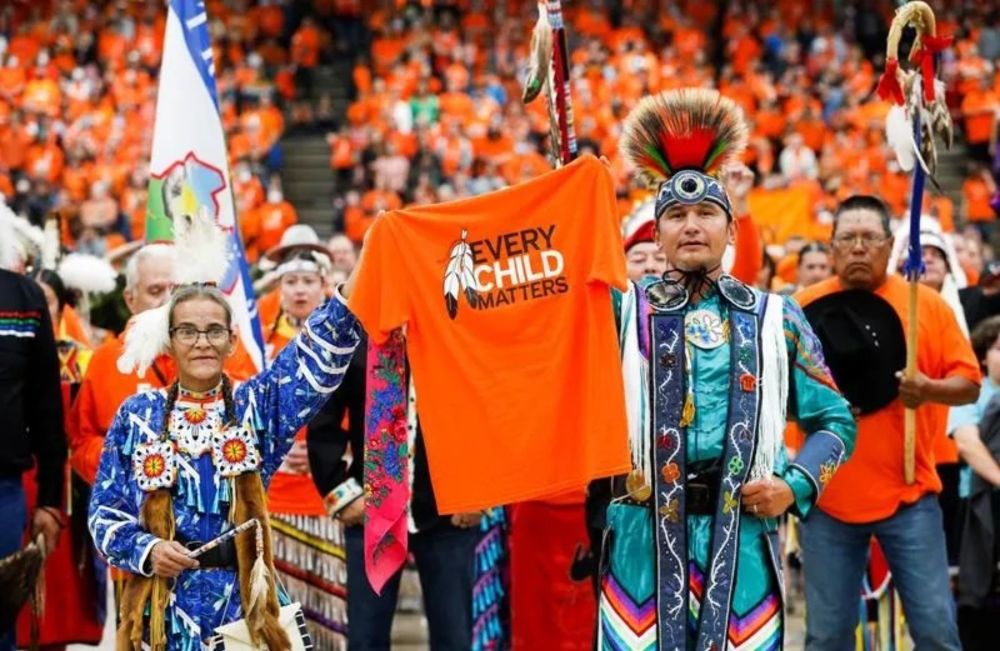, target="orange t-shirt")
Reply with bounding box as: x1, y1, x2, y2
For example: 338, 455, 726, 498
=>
963, 178, 996, 222
794, 275, 981, 523
72, 334, 176, 484
961, 90, 998, 145
348, 155, 631, 513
